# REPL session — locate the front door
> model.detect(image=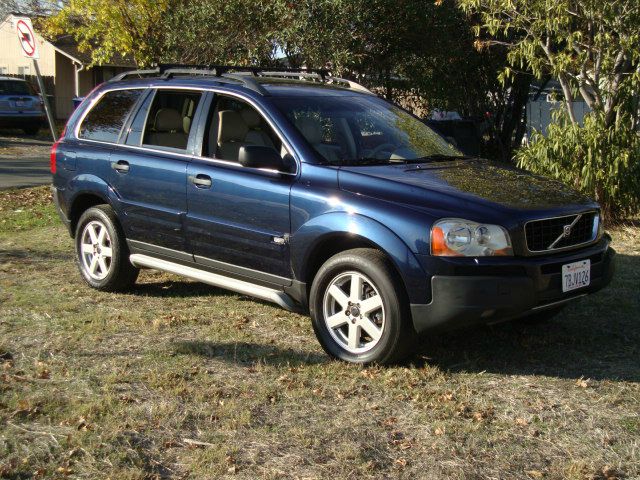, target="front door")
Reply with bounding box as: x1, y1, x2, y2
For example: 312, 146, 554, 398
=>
185, 93, 294, 282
